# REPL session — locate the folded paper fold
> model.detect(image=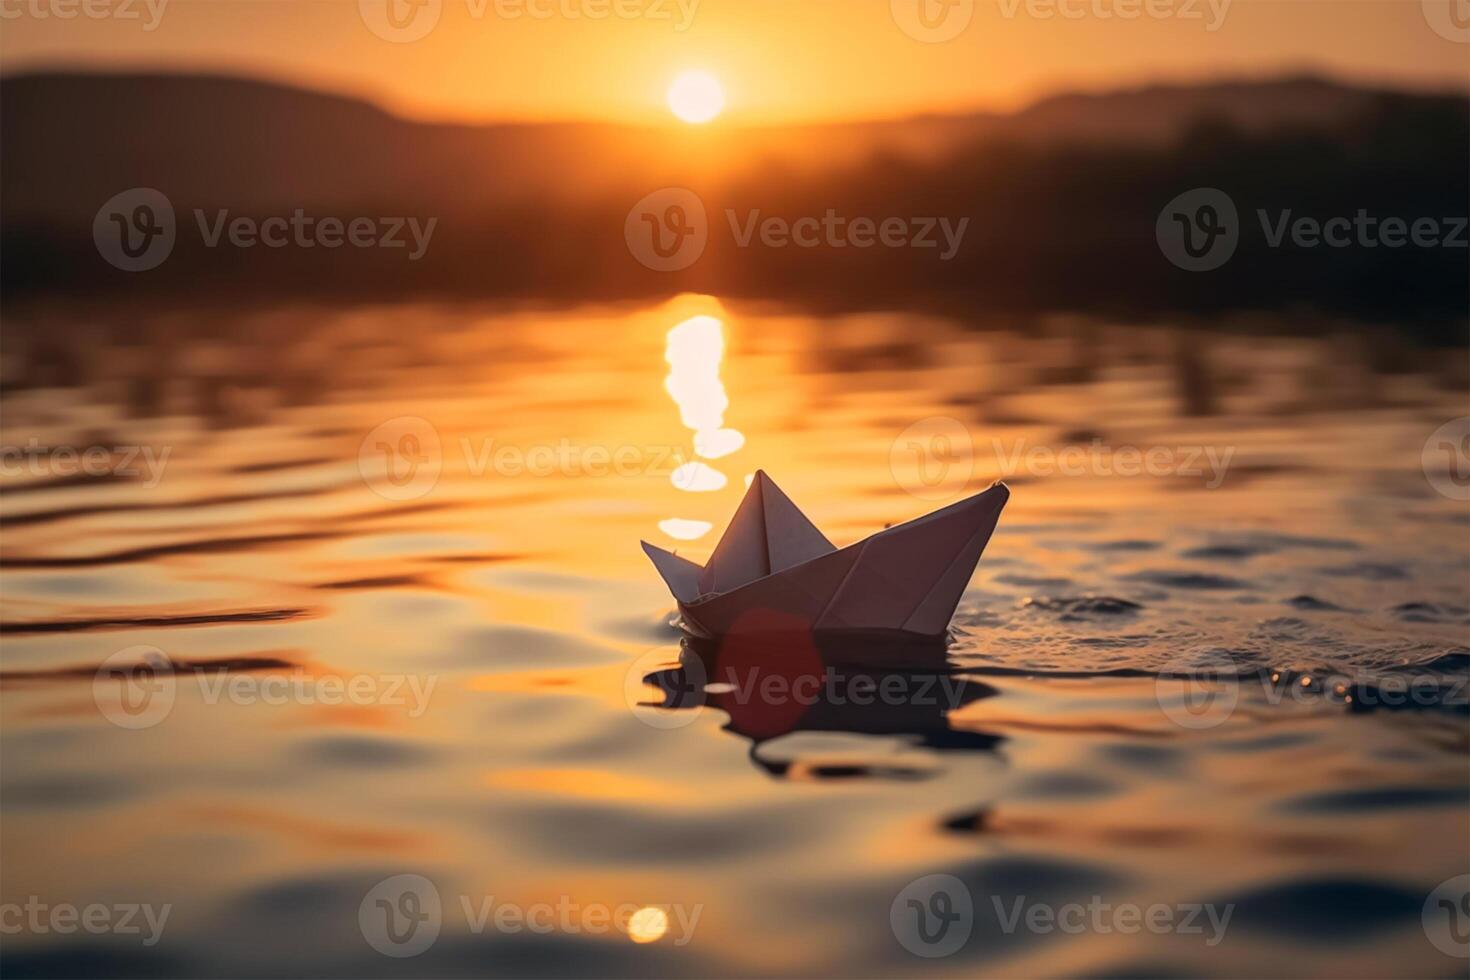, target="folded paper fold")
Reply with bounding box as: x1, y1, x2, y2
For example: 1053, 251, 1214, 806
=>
643, 470, 1009, 639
